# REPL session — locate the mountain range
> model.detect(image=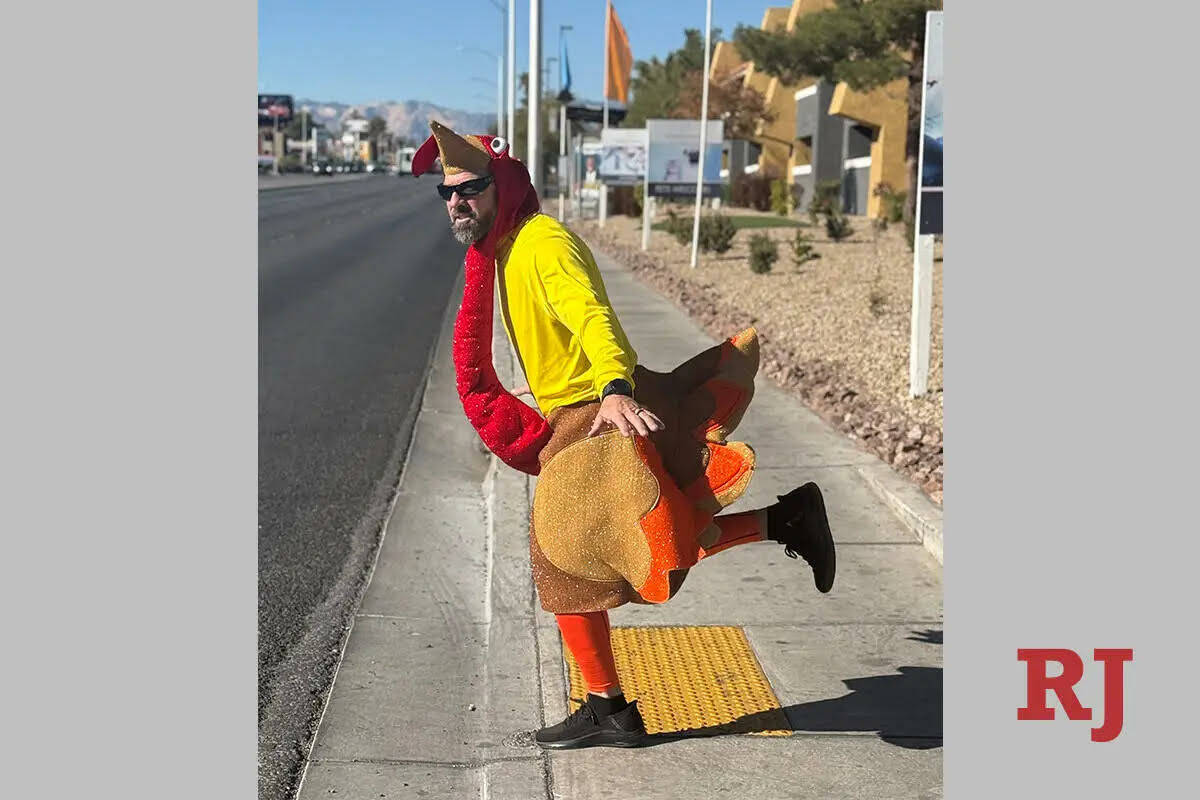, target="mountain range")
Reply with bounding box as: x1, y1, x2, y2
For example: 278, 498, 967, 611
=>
297, 99, 495, 144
